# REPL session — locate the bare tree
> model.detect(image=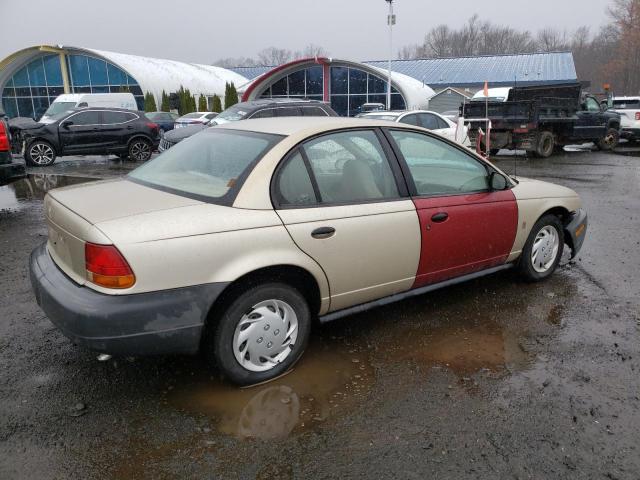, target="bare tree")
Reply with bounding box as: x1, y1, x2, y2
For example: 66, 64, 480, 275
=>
257, 47, 293, 66
294, 44, 330, 59
536, 28, 570, 52
213, 57, 259, 68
